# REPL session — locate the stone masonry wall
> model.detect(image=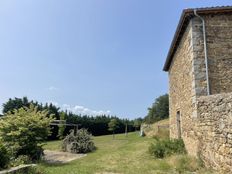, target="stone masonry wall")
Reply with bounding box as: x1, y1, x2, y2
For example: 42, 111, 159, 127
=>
205, 13, 232, 94
192, 13, 232, 96
168, 22, 199, 156
168, 12, 232, 172
191, 17, 208, 97
197, 93, 232, 172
